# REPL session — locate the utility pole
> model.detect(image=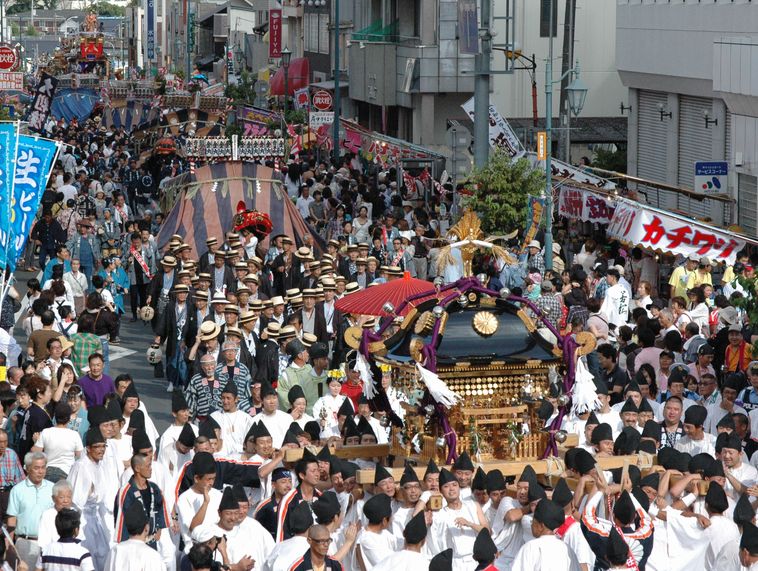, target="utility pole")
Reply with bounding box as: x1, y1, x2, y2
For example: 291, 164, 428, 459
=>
559, 0, 576, 163
544, 0, 555, 271
473, 0, 491, 168
332, 0, 340, 166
